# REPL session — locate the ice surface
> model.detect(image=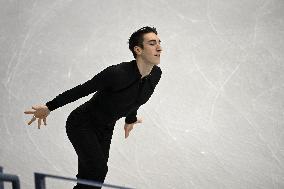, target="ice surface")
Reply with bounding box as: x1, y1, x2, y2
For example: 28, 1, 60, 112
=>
0, 0, 284, 188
